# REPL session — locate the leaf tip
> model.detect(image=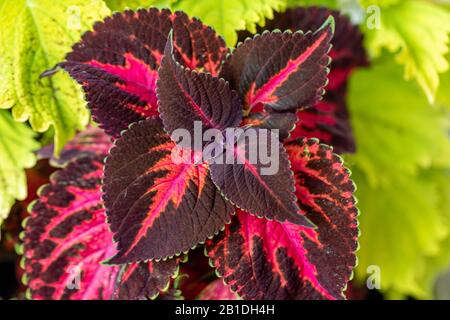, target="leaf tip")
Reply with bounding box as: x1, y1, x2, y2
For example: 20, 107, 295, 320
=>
164, 29, 174, 57
318, 15, 335, 35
